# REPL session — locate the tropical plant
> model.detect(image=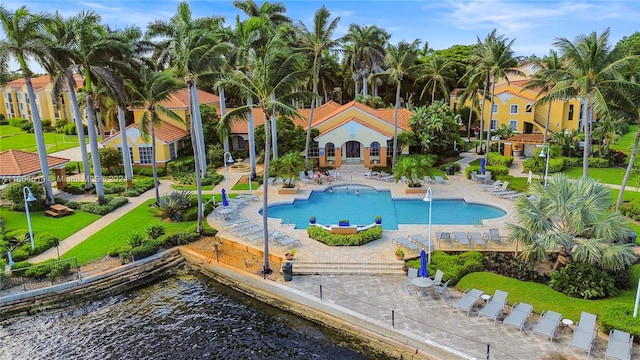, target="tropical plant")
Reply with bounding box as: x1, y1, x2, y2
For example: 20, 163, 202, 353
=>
408, 100, 462, 153
393, 157, 430, 187
149, 191, 191, 221
551, 128, 582, 157
271, 151, 305, 188
416, 54, 455, 104
524, 50, 564, 144
506, 174, 636, 272
341, 24, 389, 97
2, 180, 46, 211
